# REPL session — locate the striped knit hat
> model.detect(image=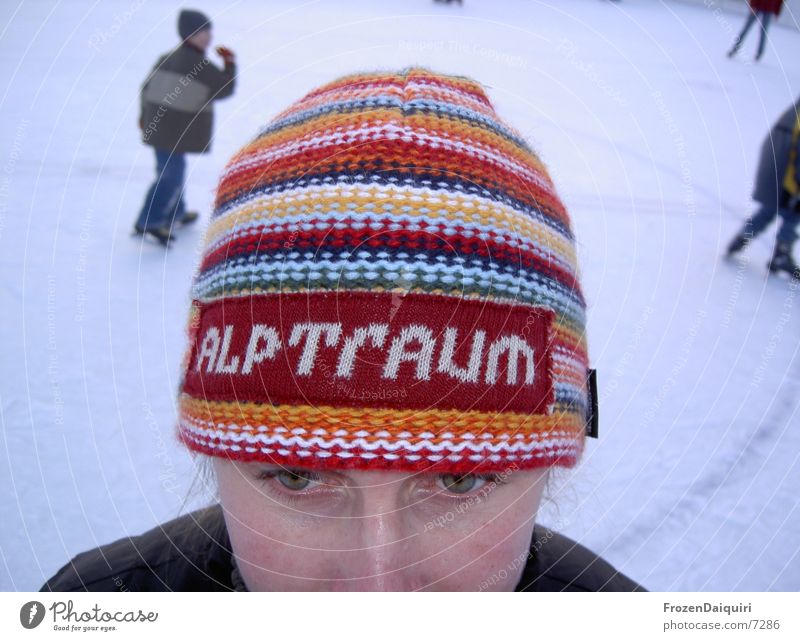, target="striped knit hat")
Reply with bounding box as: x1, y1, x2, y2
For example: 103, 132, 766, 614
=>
178, 68, 591, 473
